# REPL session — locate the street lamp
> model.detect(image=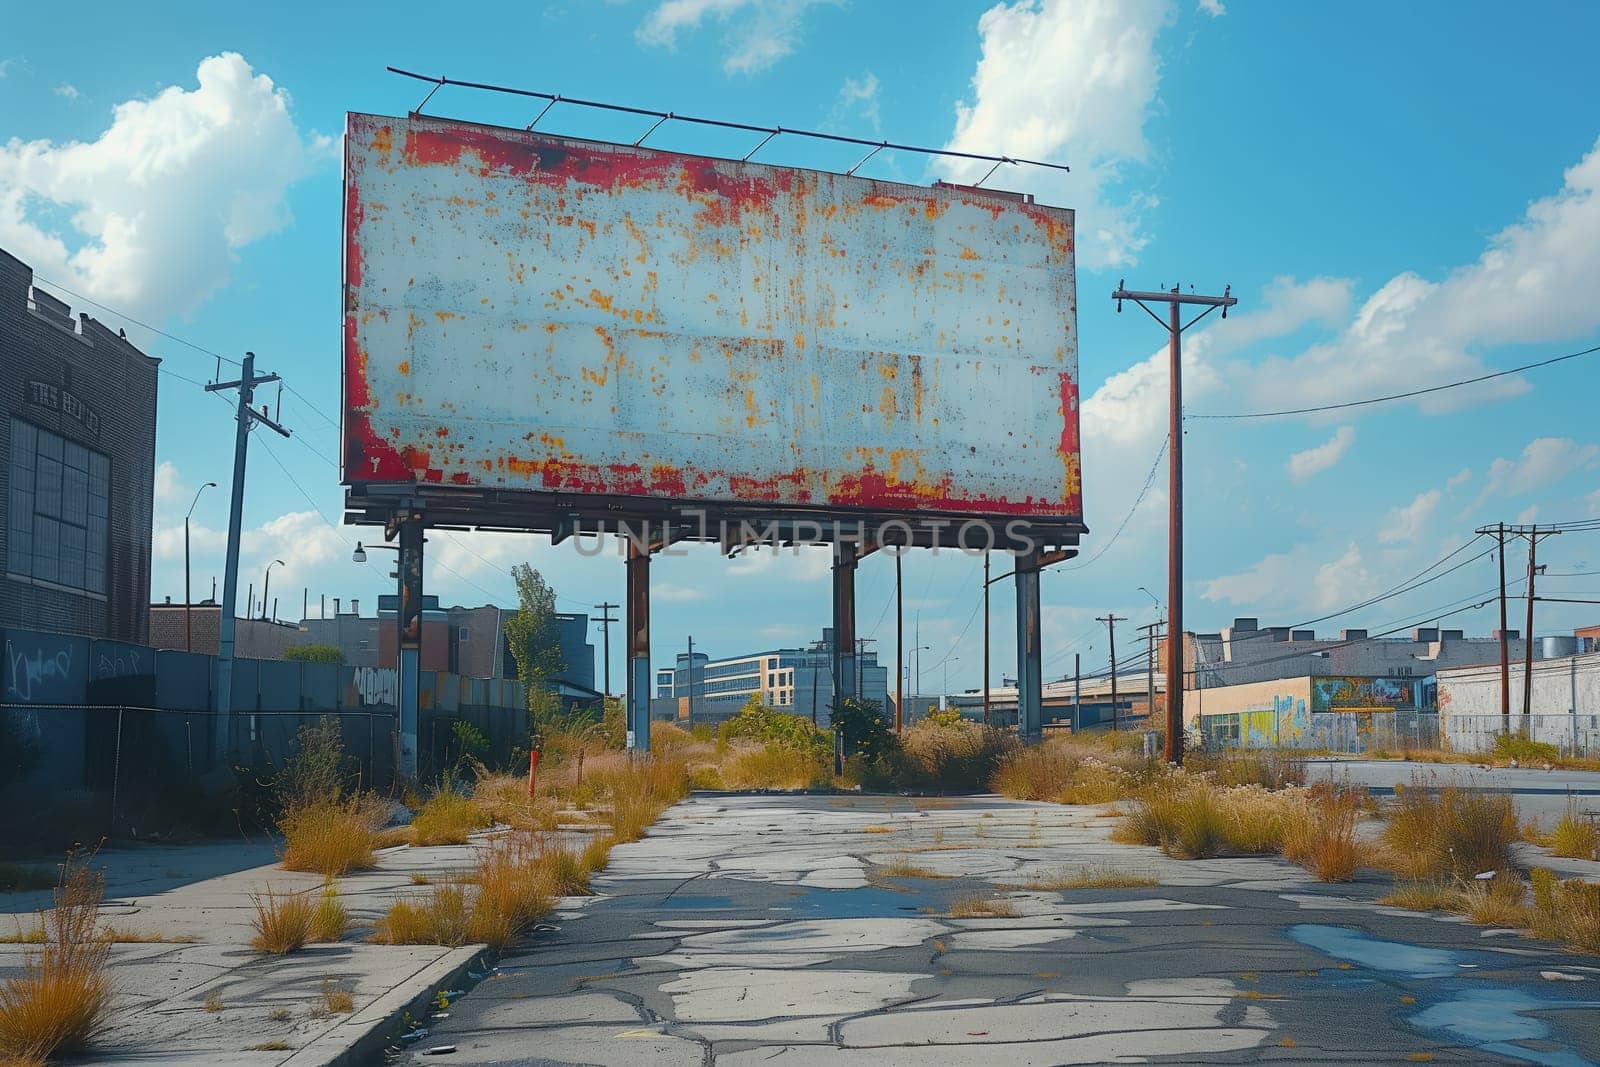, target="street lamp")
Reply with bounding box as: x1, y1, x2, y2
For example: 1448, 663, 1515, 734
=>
942, 656, 961, 710
912, 643, 932, 698
262, 559, 284, 621
1138, 586, 1164, 617
185, 482, 217, 652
